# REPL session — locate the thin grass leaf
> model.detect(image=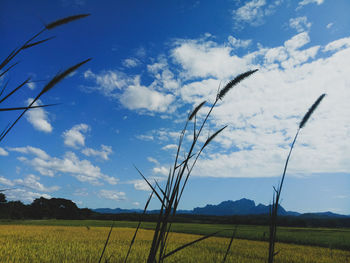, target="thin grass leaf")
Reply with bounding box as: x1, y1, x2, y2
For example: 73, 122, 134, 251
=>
188, 100, 206, 121
38, 58, 91, 98
0, 62, 19, 78
22, 36, 56, 49
222, 226, 238, 263
299, 93, 326, 129
133, 165, 165, 206
161, 230, 222, 260
202, 125, 227, 149
218, 69, 258, 100
0, 80, 9, 98
124, 191, 154, 263
154, 180, 170, 204
0, 103, 59, 111
45, 14, 90, 29
98, 222, 114, 263
0, 78, 30, 104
